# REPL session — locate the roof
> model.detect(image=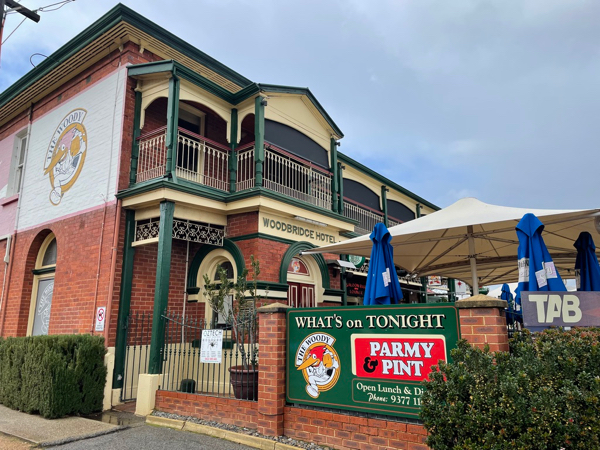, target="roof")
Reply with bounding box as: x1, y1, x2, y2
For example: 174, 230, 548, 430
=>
0, 3, 343, 138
